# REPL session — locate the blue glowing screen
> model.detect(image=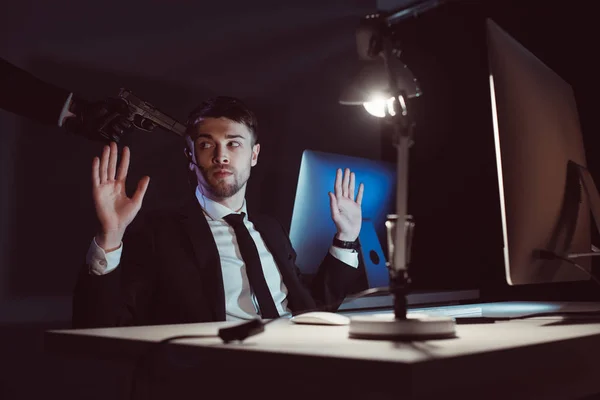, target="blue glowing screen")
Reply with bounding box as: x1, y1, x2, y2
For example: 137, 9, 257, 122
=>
289, 149, 396, 275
